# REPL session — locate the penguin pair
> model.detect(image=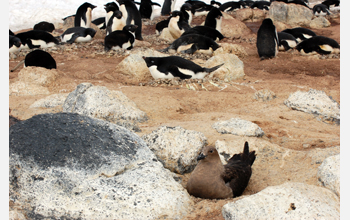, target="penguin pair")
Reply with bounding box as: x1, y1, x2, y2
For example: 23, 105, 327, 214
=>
168, 11, 191, 39
181, 3, 193, 24
204, 7, 223, 33
135, 0, 161, 20
15, 30, 59, 49
143, 56, 224, 80
74, 2, 96, 28
60, 27, 96, 44
281, 27, 316, 42
104, 25, 138, 51
256, 18, 278, 60
106, 10, 126, 35
295, 36, 340, 55
117, 0, 143, 40
9, 30, 22, 53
